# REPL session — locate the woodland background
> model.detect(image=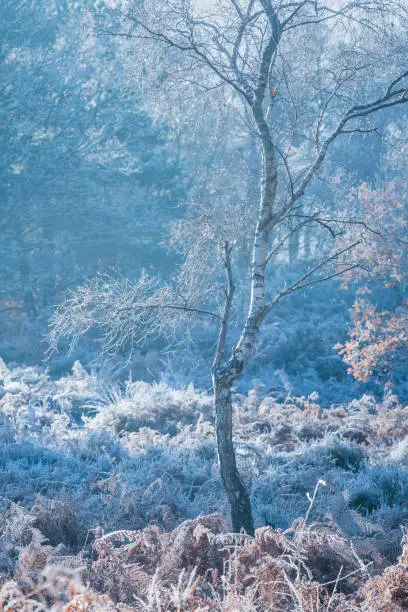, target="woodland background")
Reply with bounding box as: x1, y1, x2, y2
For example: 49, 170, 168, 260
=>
2, 0, 407, 403
1, 1, 408, 609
